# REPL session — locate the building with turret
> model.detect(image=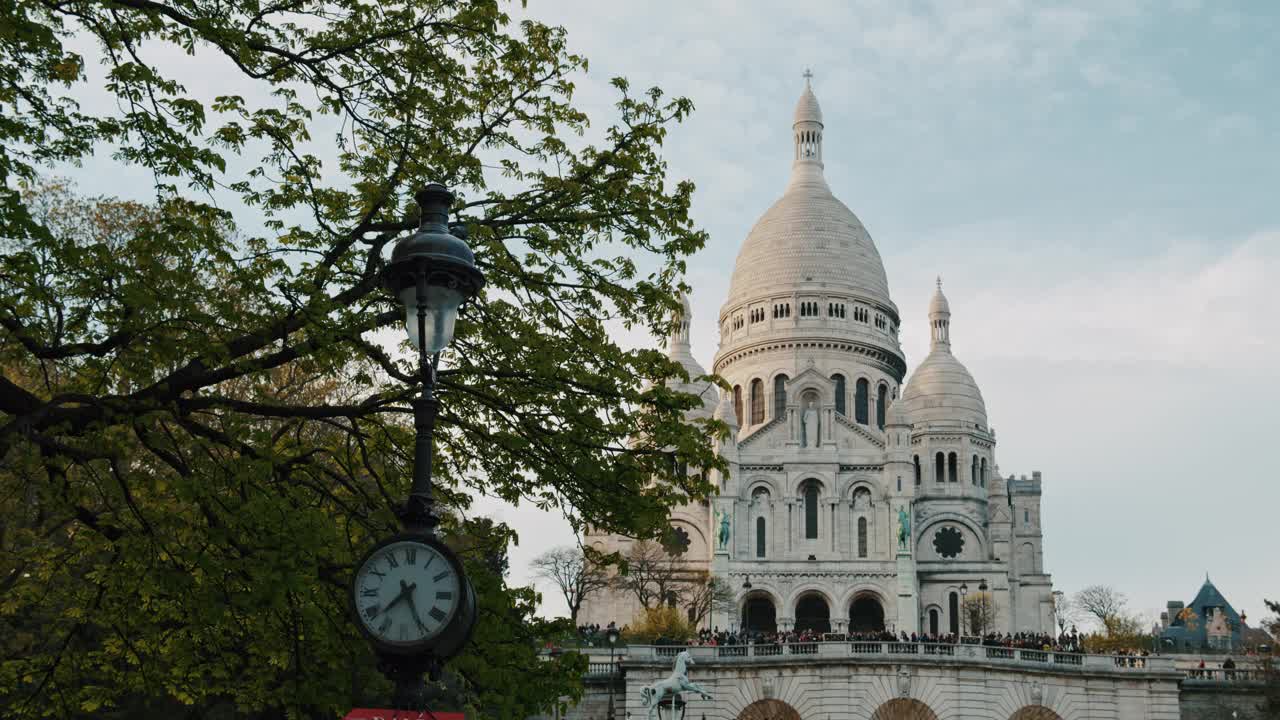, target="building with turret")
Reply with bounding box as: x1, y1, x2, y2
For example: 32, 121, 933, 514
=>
581, 76, 1055, 639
